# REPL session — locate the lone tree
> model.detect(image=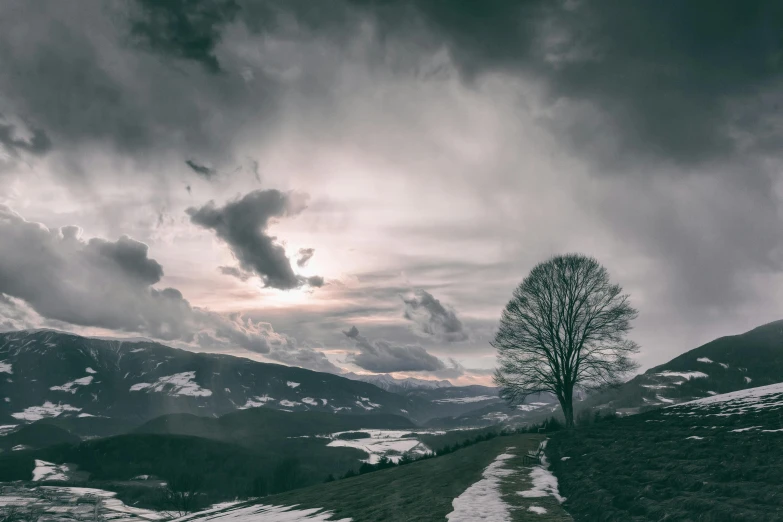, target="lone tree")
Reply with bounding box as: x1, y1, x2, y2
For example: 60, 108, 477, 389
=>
493, 254, 639, 428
